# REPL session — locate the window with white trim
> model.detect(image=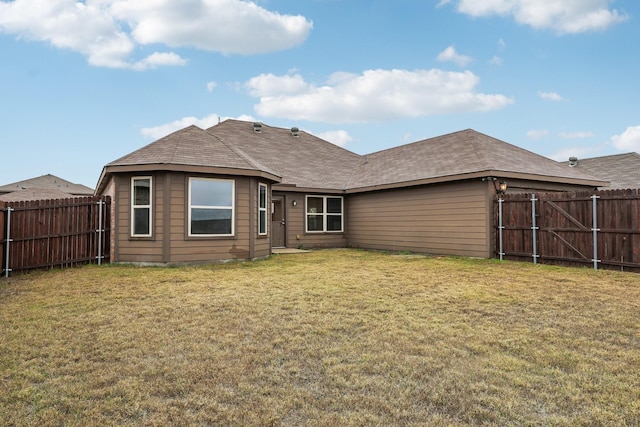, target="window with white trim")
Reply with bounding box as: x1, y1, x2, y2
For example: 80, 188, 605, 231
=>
189, 178, 234, 236
306, 196, 343, 232
258, 183, 268, 236
131, 177, 152, 237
